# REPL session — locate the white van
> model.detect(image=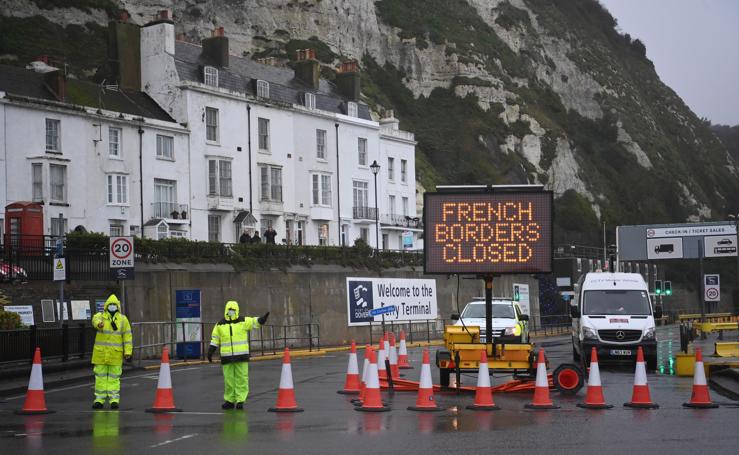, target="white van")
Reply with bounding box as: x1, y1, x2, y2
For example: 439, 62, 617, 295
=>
570, 272, 660, 370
